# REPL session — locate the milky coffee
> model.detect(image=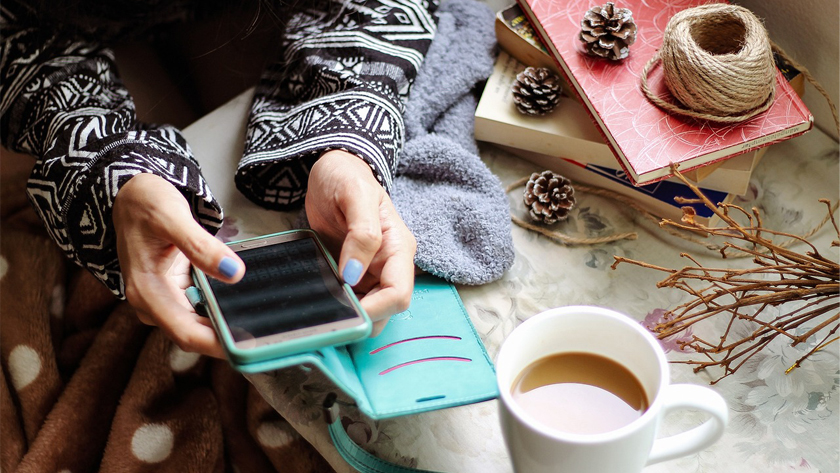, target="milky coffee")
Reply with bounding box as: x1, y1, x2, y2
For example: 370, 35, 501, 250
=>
511, 352, 649, 435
